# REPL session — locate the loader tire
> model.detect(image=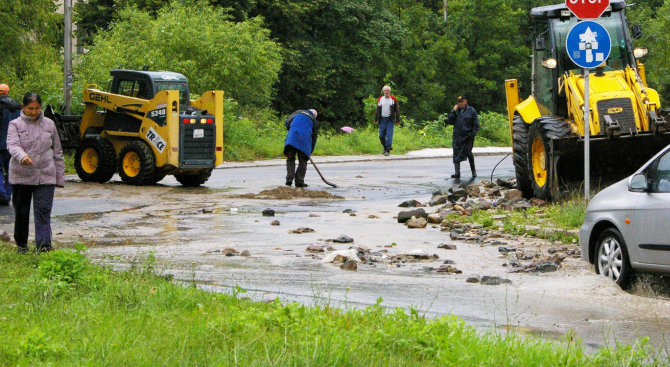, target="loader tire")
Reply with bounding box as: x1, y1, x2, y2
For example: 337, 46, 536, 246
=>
74, 137, 117, 183
118, 141, 156, 186
512, 115, 533, 198
174, 169, 212, 187
527, 116, 572, 200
